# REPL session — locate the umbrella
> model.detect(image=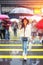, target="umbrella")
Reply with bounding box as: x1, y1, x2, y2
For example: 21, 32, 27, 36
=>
19, 16, 32, 19
30, 15, 42, 22
0, 14, 9, 19
35, 19, 43, 29
10, 7, 34, 14
10, 18, 19, 23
